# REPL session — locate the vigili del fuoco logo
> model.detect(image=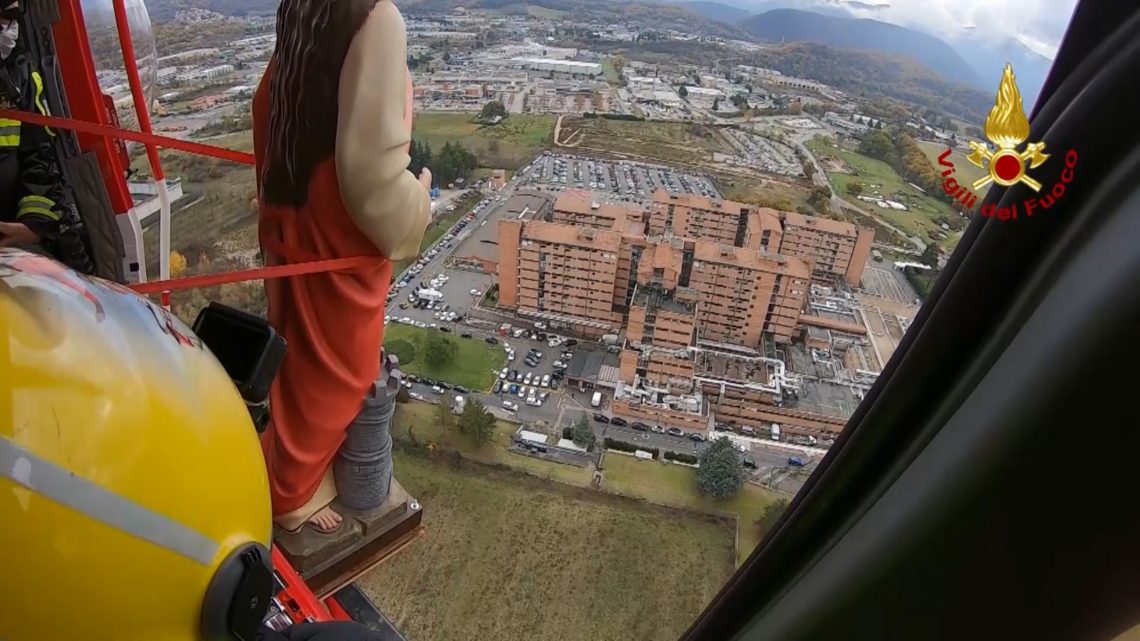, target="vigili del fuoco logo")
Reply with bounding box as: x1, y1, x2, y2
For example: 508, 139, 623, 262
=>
938, 64, 1077, 221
